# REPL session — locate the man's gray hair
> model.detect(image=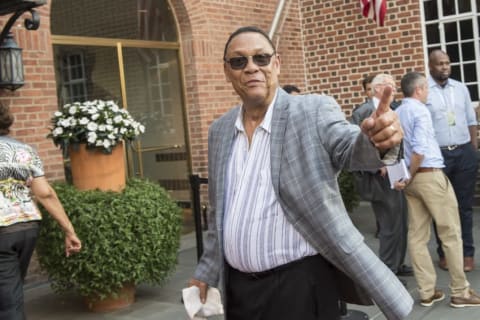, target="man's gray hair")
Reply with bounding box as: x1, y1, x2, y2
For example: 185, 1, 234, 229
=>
371, 74, 395, 96
401, 72, 426, 98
